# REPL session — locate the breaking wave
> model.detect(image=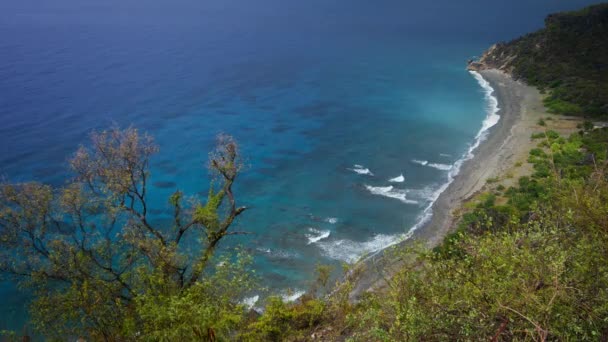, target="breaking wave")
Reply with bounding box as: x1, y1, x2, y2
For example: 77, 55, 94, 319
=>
411, 159, 428, 166
388, 174, 405, 183
412, 159, 453, 171
256, 247, 297, 259
428, 163, 452, 171
349, 164, 374, 176
241, 295, 259, 309
316, 233, 411, 263
281, 289, 306, 302
325, 217, 338, 224
306, 228, 331, 244
365, 185, 418, 204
